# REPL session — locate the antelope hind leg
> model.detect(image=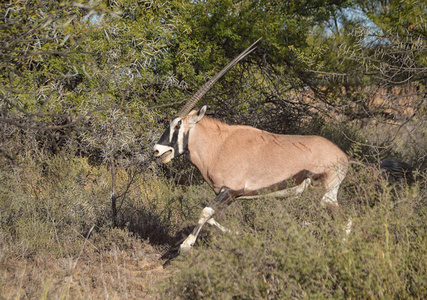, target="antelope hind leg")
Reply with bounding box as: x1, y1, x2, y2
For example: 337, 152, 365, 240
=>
237, 178, 312, 200
320, 165, 352, 236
